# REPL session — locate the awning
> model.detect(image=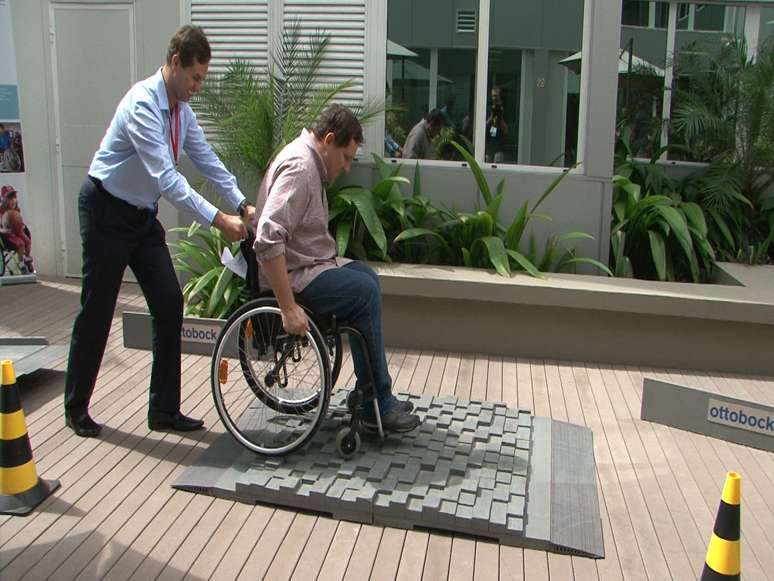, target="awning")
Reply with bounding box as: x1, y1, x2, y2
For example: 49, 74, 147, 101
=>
387, 40, 418, 58
559, 50, 665, 77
